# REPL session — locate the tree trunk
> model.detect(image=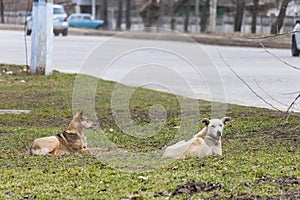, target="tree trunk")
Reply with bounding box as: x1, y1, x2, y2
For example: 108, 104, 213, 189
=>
184, 0, 190, 32
103, 0, 108, 29
169, 0, 188, 30
173, 0, 188, 14
139, 0, 161, 28
126, 0, 131, 30
169, 0, 175, 30
116, 0, 123, 30
0, 0, 4, 24
251, 0, 259, 33
270, 0, 291, 34
200, 0, 209, 32
234, 0, 245, 32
